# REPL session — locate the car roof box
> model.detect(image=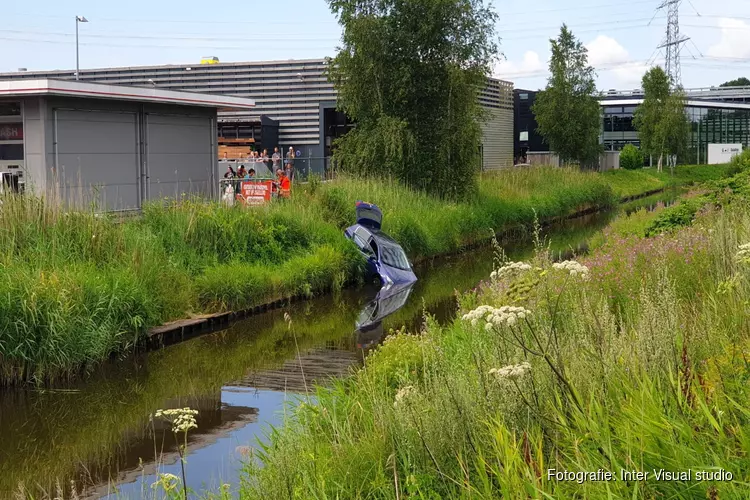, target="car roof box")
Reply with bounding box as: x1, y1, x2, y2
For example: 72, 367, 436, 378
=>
355, 201, 382, 230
